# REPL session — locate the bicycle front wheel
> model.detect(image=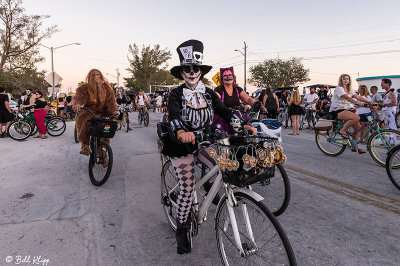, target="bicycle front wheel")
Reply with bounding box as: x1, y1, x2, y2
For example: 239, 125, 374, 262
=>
125, 114, 130, 132
248, 164, 290, 216
74, 126, 79, 143
299, 115, 304, 130
144, 112, 149, 126
161, 160, 179, 231
89, 140, 113, 186
367, 129, 400, 167
386, 145, 400, 190
8, 120, 32, 141
215, 192, 296, 266
315, 131, 346, 156
46, 117, 66, 136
